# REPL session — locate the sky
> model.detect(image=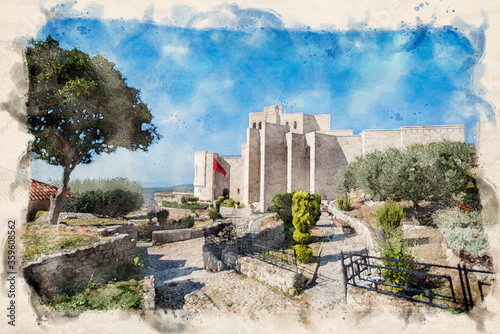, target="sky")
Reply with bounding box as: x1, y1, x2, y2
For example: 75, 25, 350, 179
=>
29, 3, 489, 187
